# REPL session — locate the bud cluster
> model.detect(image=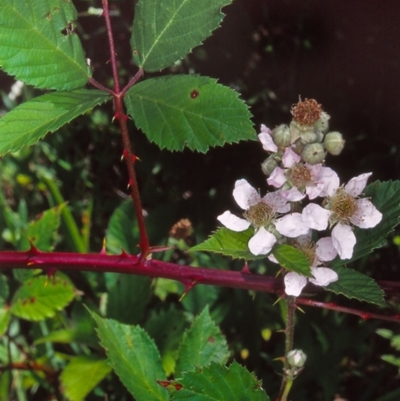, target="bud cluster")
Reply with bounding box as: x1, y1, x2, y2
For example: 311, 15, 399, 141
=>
262, 98, 345, 172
